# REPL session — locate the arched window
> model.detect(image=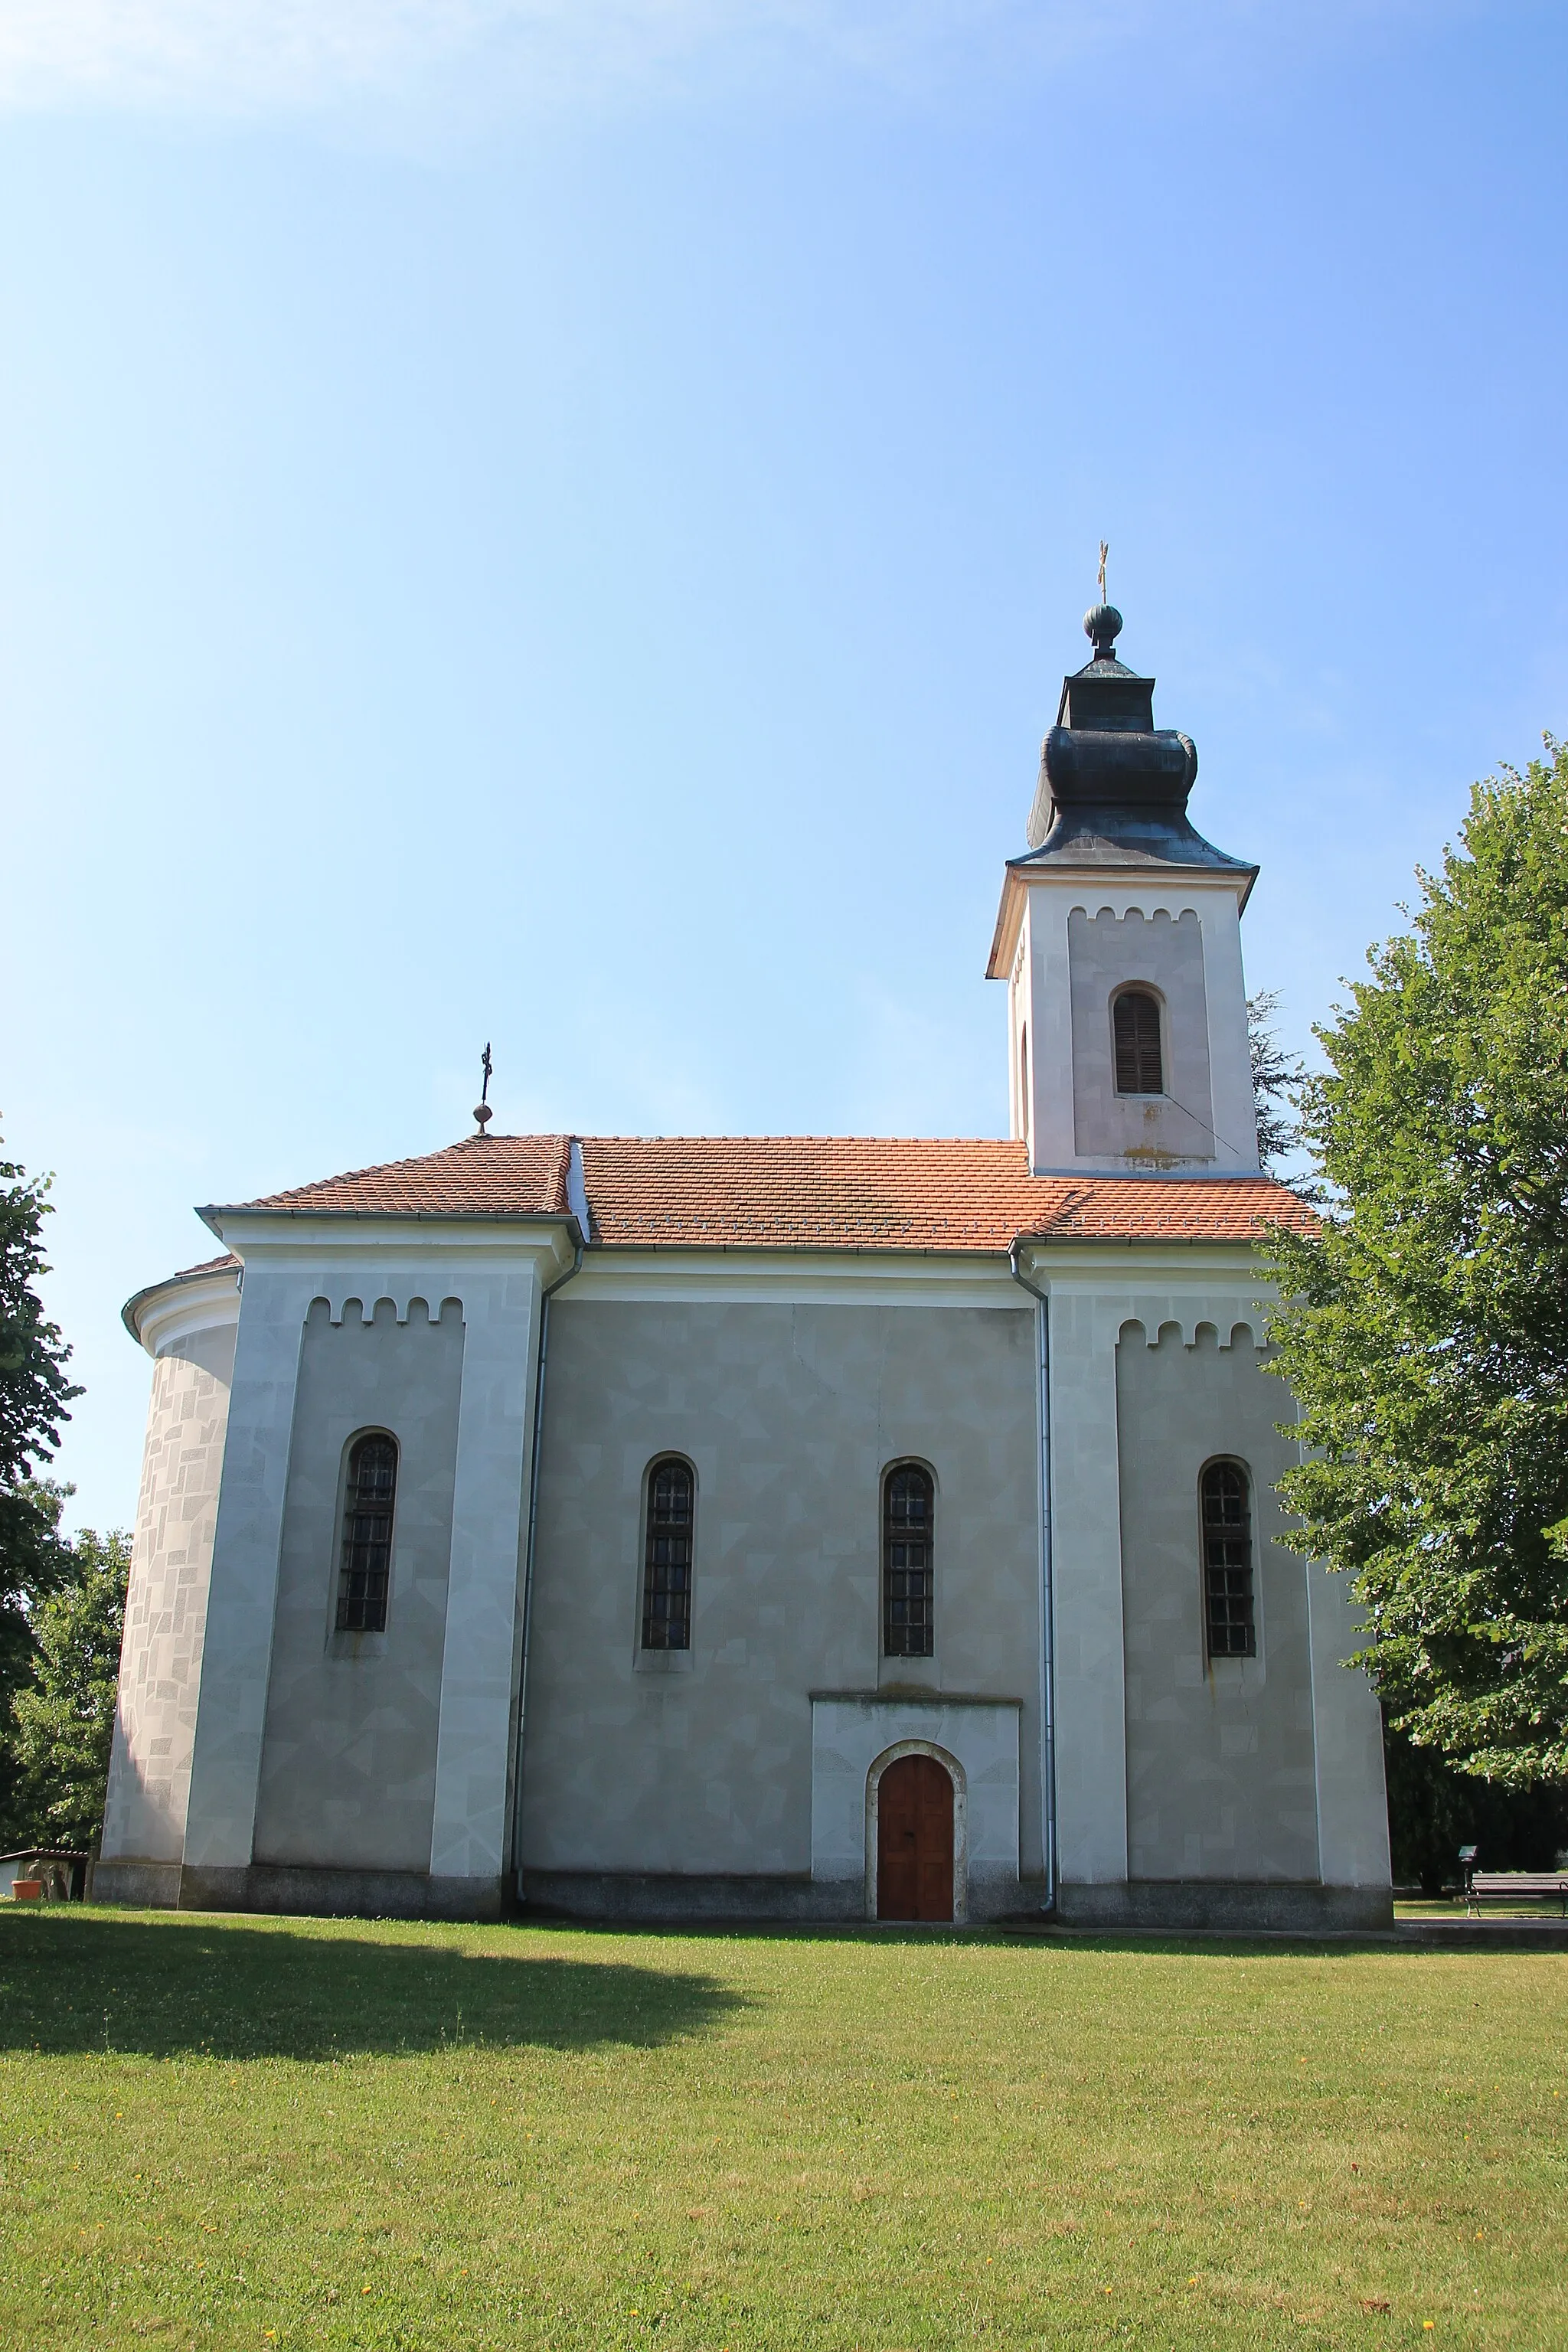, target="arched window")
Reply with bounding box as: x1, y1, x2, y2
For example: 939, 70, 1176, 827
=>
1201, 1460, 1256, 1658
642, 1457, 694, 1651
884, 1463, 935, 1658
1113, 988, 1164, 1095
337, 1432, 397, 1633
